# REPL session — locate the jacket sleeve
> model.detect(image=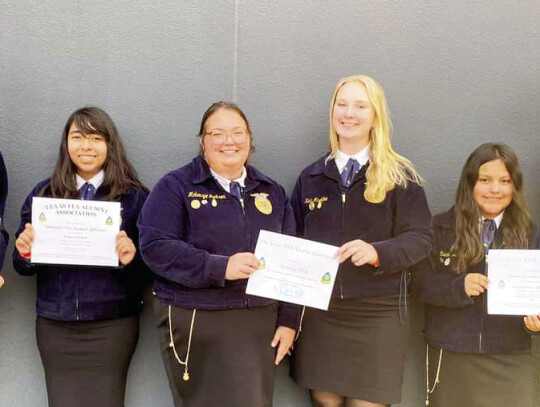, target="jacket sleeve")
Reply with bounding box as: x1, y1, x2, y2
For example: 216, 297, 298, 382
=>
371, 182, 433, 275
12, 189, 36, 276
138, 174, 228, 289
410, 257, 474, 309
118, 189, 151, 280
276, 189, 302, 329
410, 225, 474, 309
